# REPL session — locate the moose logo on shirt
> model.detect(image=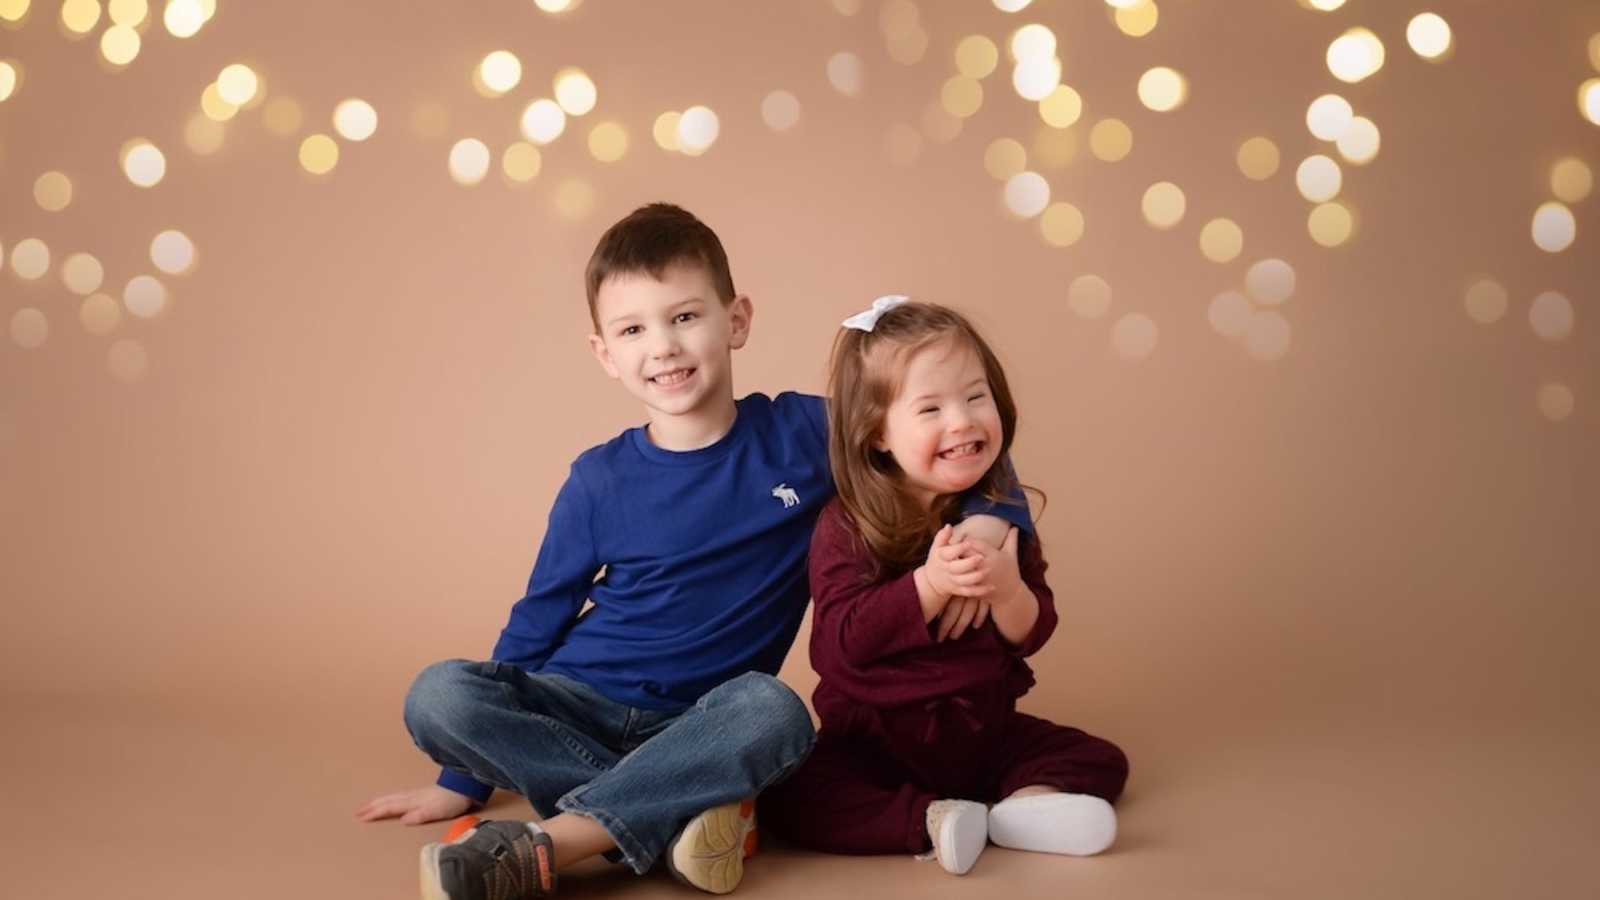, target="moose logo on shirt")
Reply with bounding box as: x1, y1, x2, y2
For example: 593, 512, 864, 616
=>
771, 484, 800, 509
